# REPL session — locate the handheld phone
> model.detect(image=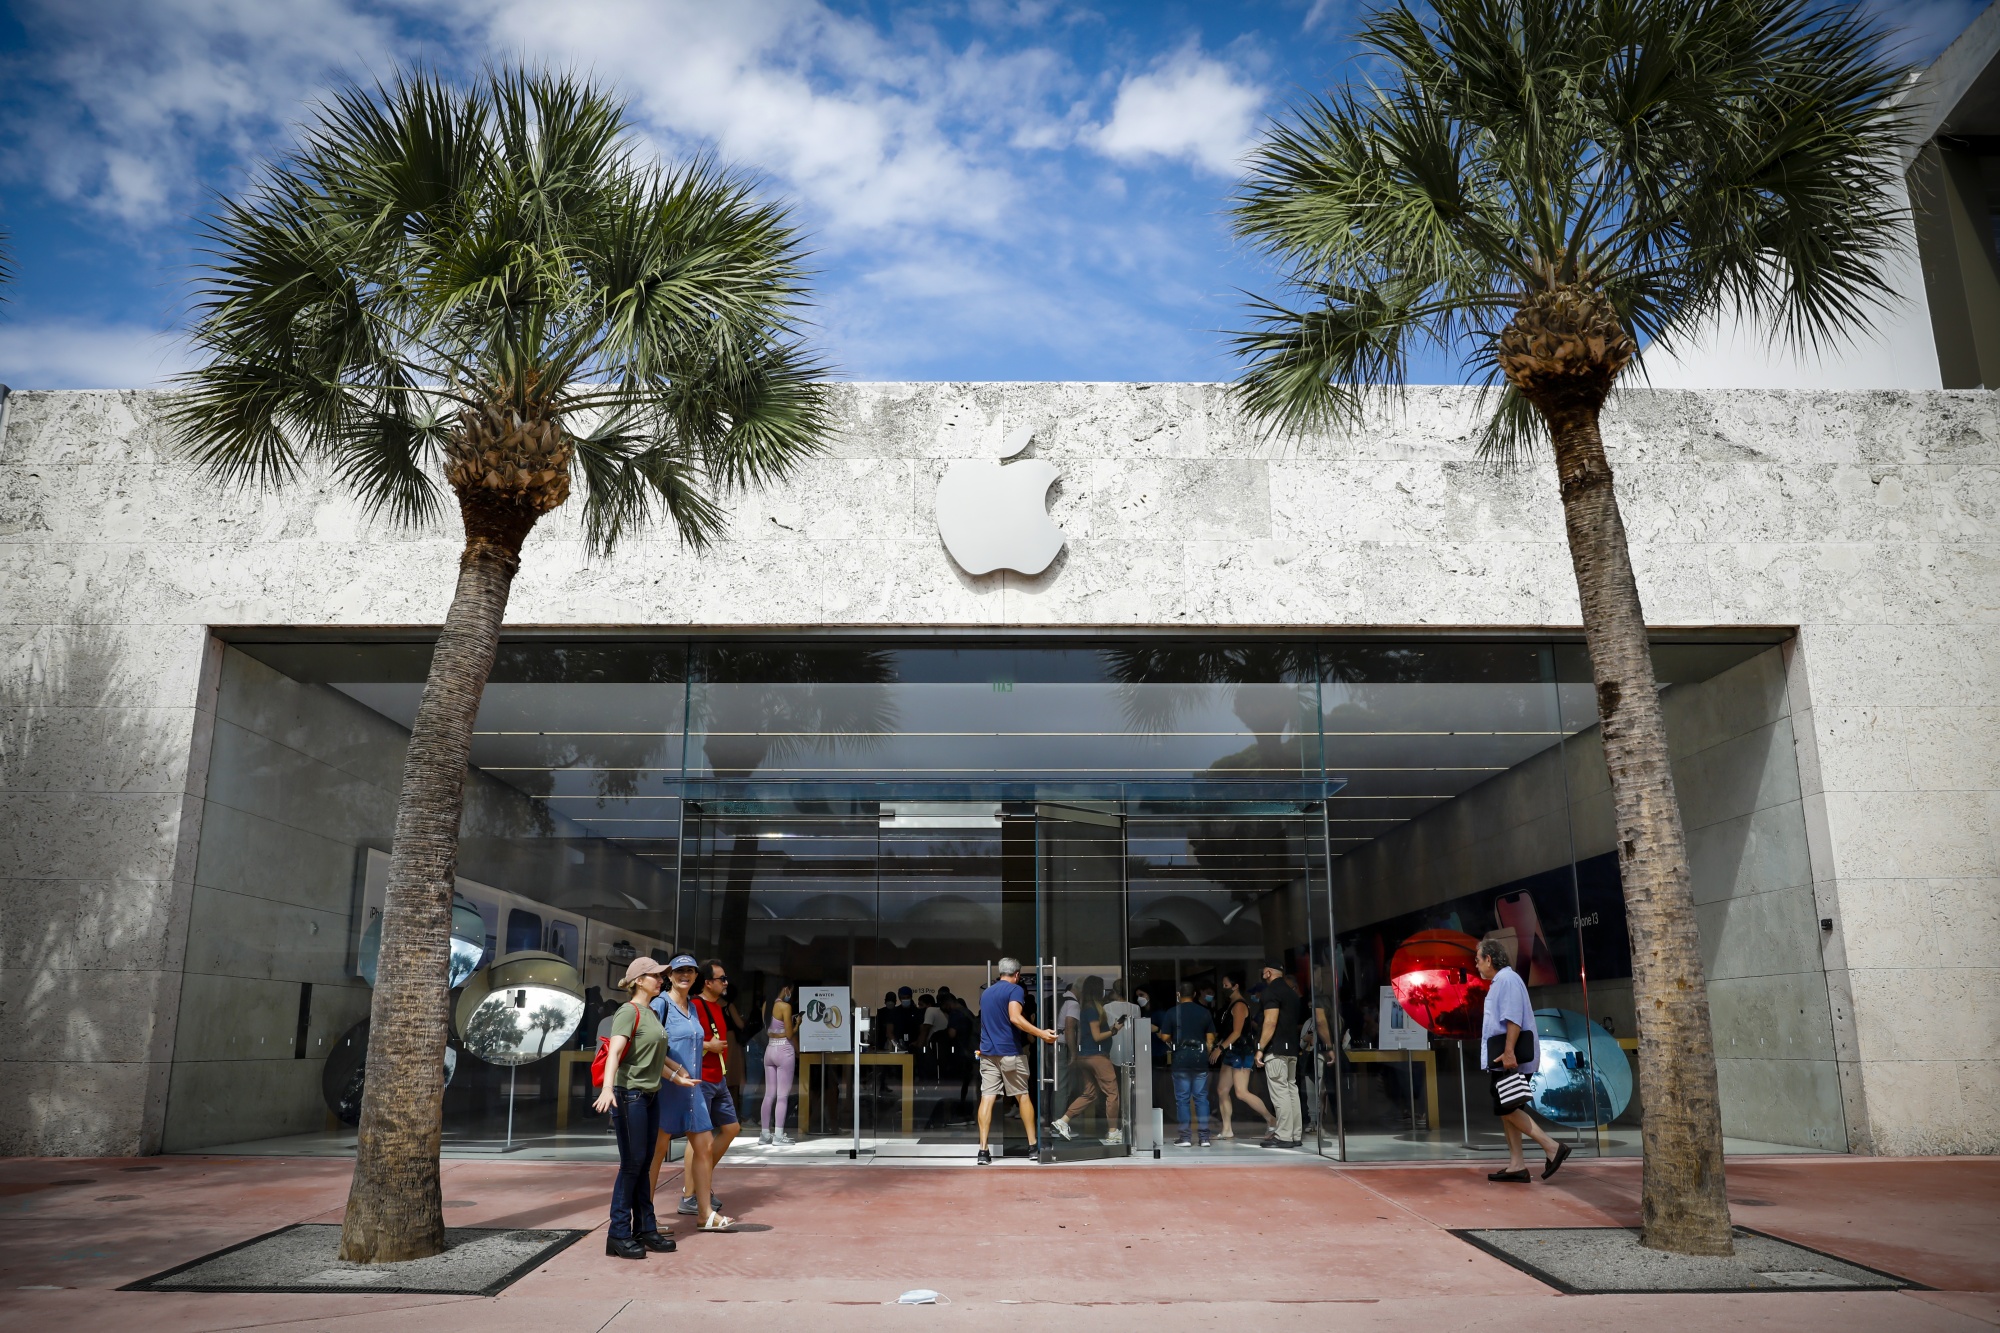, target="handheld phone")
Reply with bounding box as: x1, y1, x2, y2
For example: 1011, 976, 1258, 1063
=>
1494, 890, 1559, 986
